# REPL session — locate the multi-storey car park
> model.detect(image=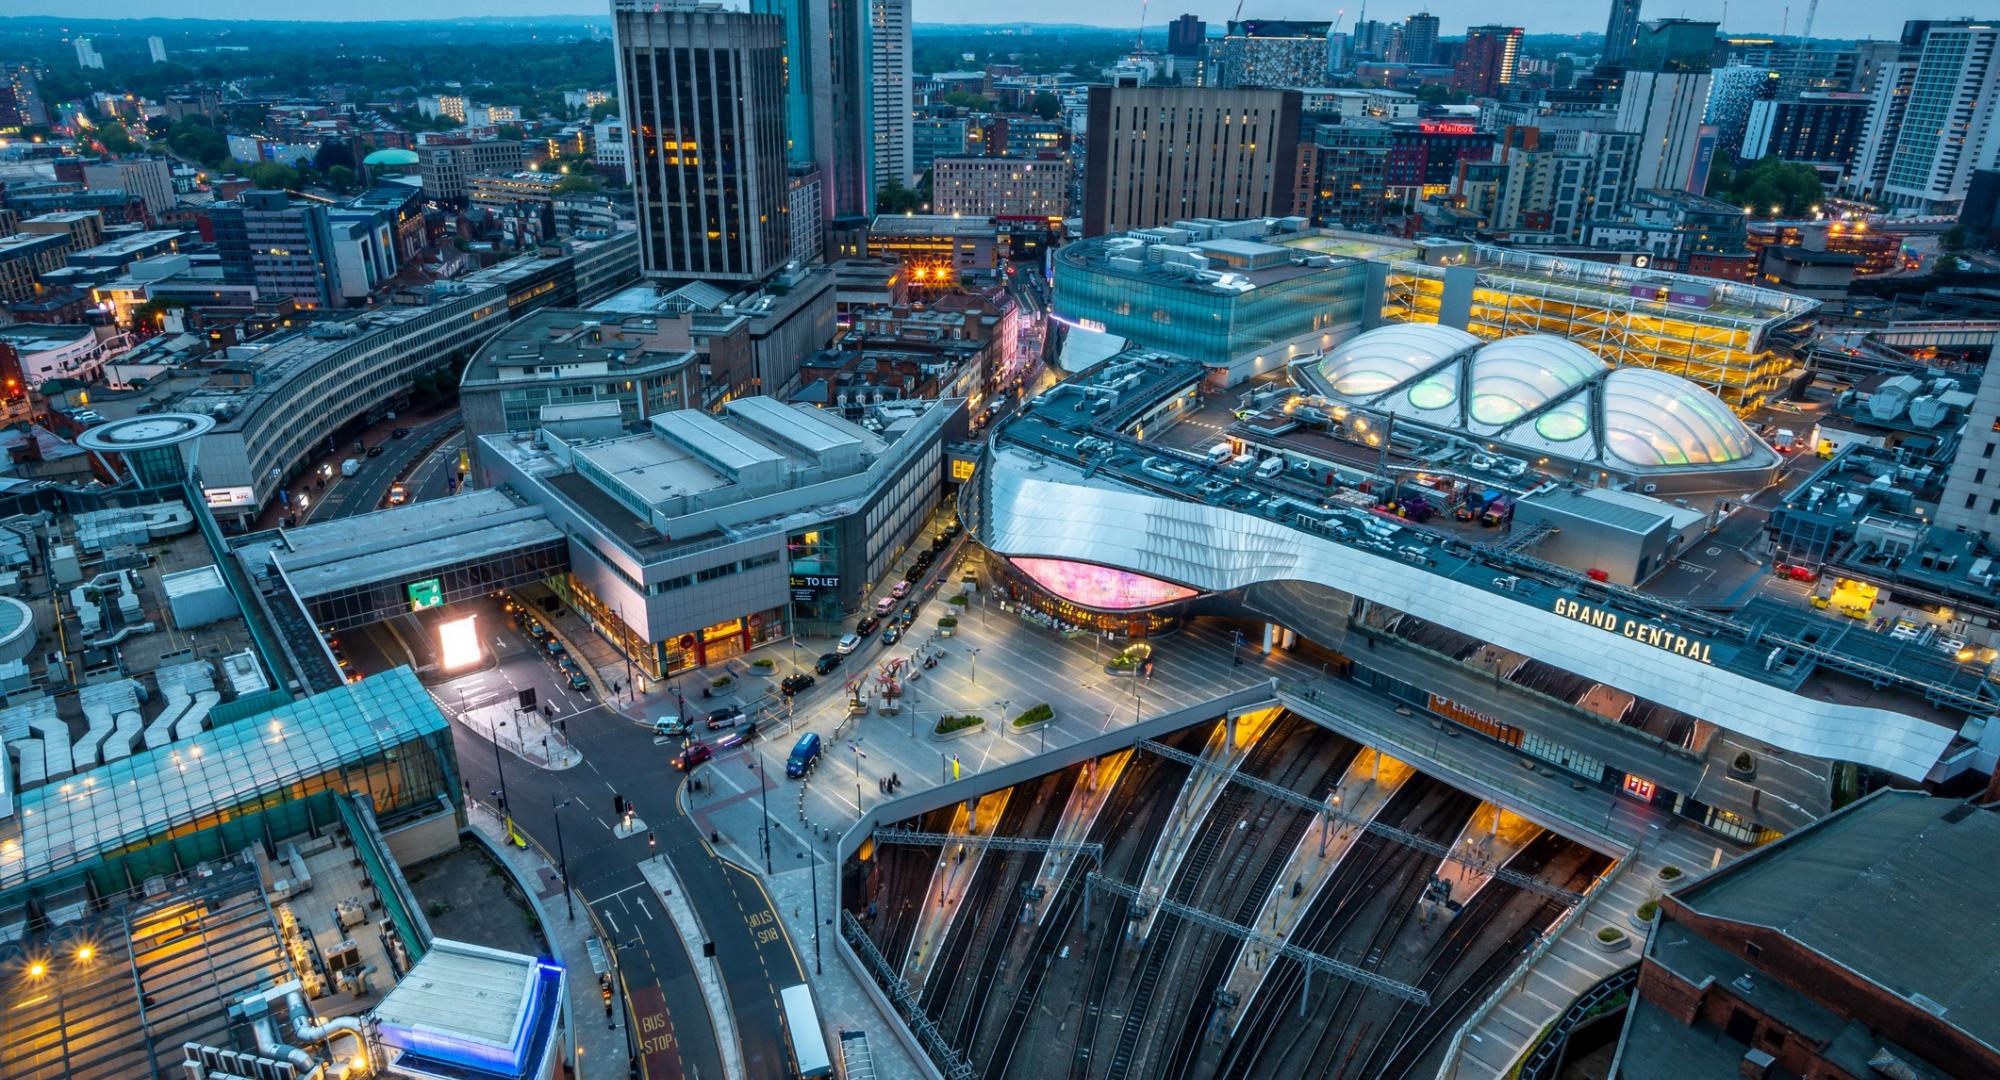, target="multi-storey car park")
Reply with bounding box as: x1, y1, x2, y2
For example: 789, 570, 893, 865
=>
1051, 217, 1821, 410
